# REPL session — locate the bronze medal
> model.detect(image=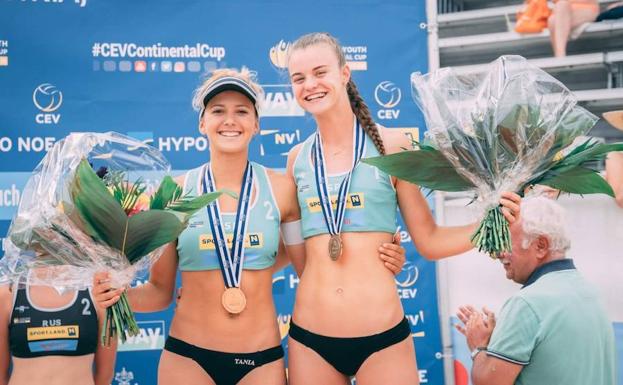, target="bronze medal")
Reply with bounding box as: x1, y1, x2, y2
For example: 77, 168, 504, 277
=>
205, 163, 253, 316
313, 121, 365, 264
221, 287, 247, 314
329, 234, 342, 261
